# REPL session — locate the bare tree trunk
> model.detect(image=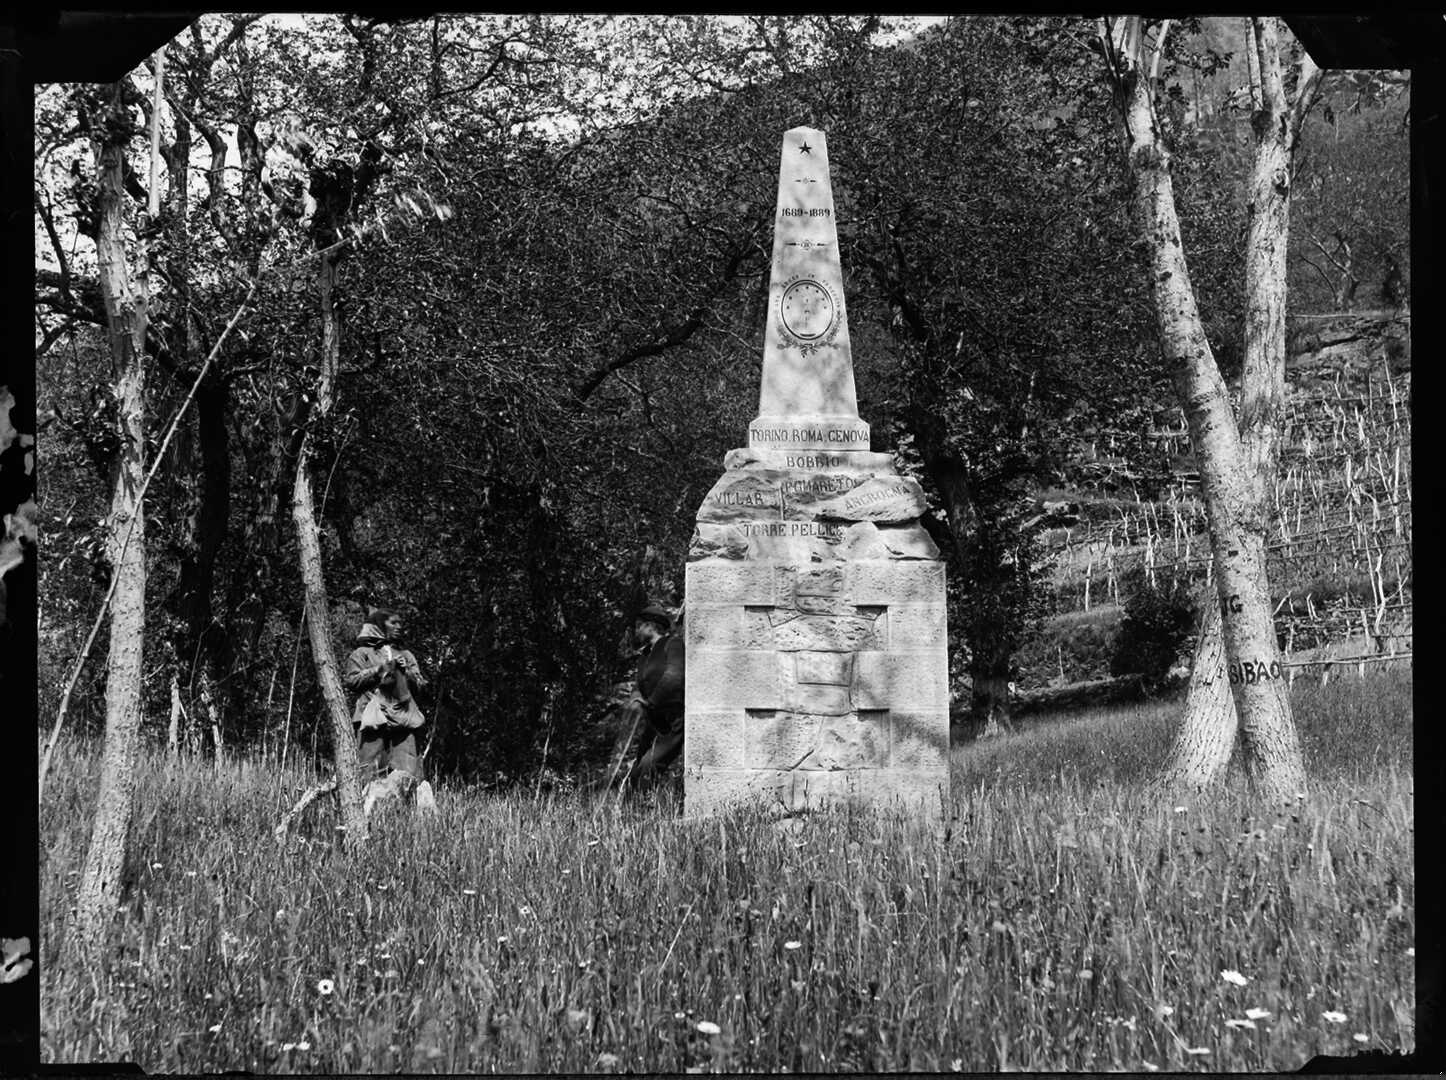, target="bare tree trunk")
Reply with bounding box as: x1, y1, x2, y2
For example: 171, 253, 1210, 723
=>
1164, 19, 1319, 795
167, 674, 183, 758
69, 79, 150, 965
1102, 16, 1309, 802
1229, 18, 1316, 793
199, 670, 223, 762
273, 776, 339, 841
293, 461, 365, 835
1332, 241, 1357, 310
1156, 588, 1233, 788
292, 244, 367, 847
971, 659, 1014, 736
